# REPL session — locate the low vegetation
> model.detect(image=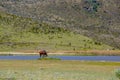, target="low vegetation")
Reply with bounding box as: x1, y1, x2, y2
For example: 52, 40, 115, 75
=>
115, 69, 120, 79
0, 1, 120, 80
0, 60, 120, 80
38, 57, 61, 60
0, 0, 120, 48
0, 11, 113, 52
